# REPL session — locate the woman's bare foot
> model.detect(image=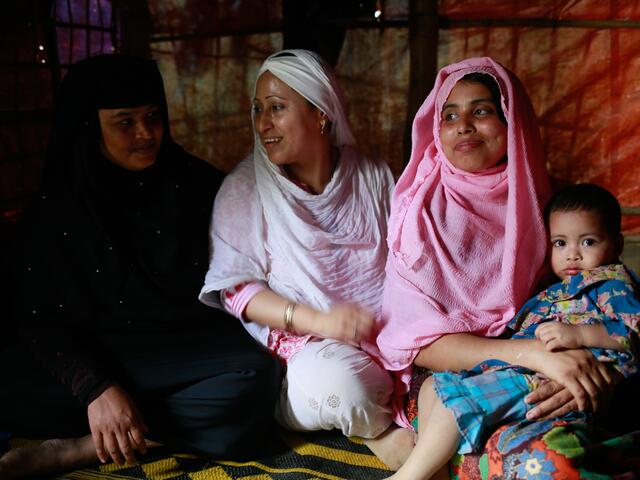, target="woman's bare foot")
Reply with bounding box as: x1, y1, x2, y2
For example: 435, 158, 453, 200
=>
364, 425, 416, 471
0, 435, 97, 478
